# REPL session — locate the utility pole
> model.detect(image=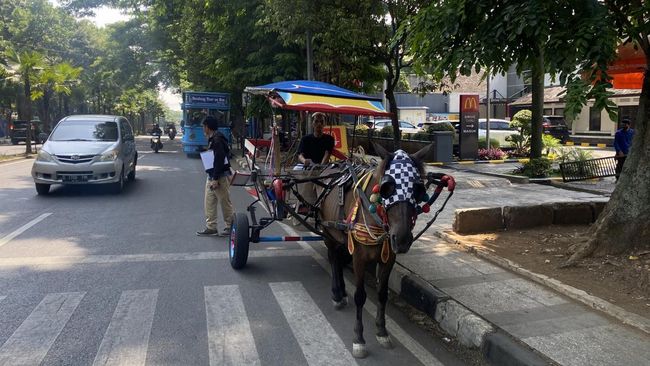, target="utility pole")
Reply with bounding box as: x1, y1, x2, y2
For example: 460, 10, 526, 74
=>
306, 30, 314, 134
486, 72, 490, 147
